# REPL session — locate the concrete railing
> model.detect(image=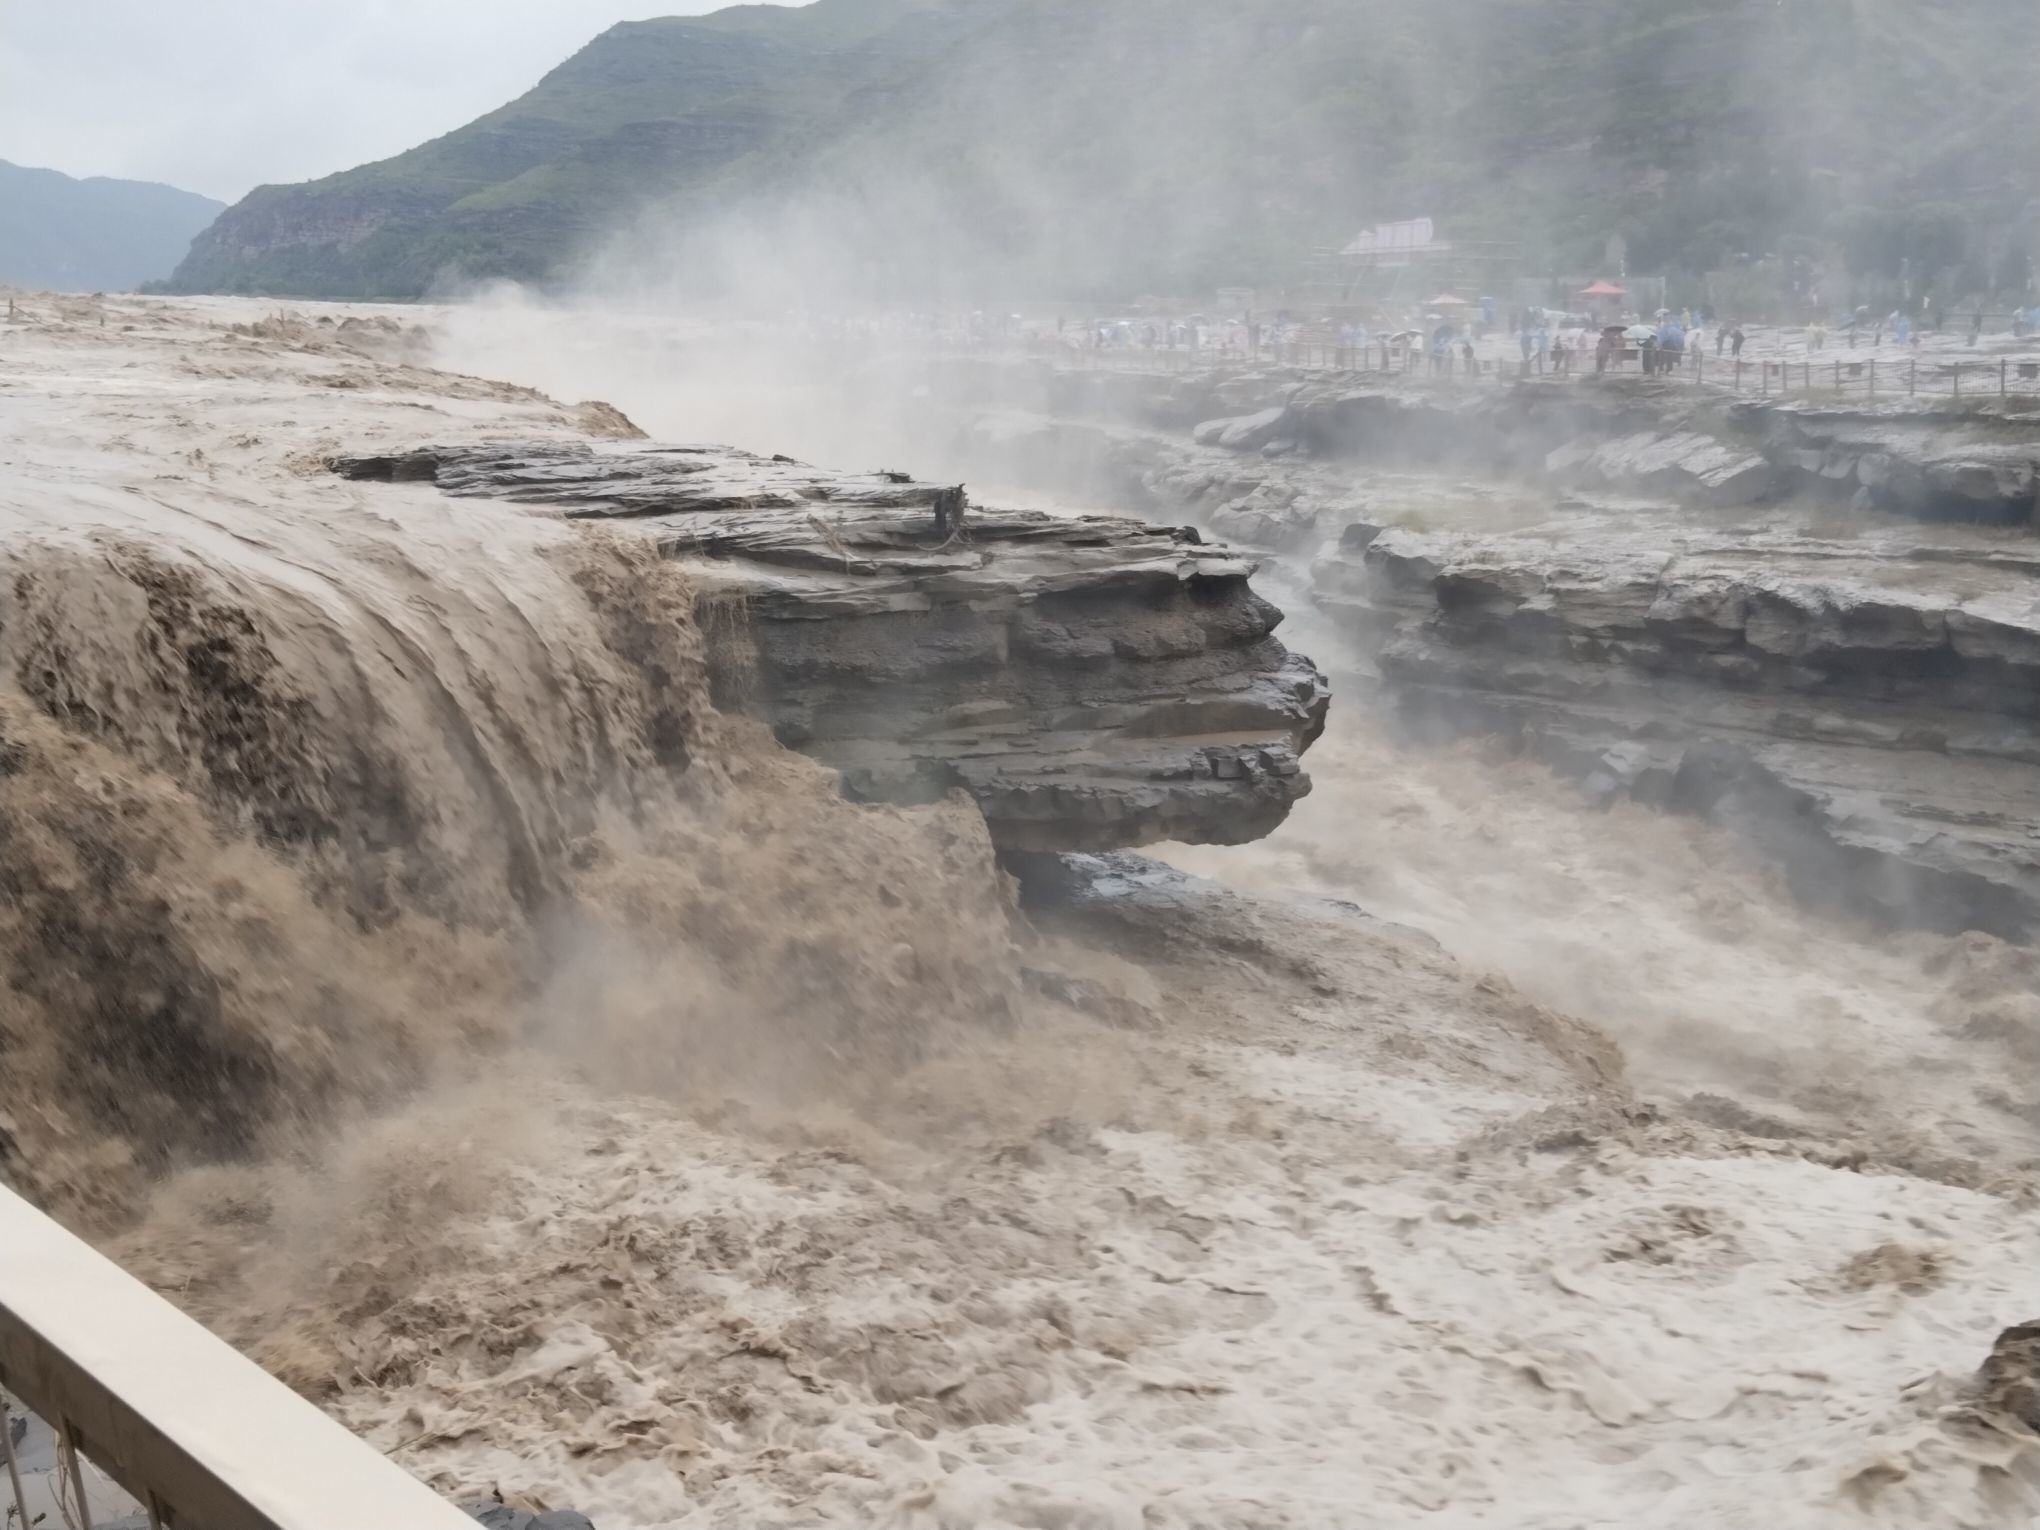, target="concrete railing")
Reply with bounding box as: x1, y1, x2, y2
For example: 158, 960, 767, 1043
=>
0, 1184, 477, 1529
